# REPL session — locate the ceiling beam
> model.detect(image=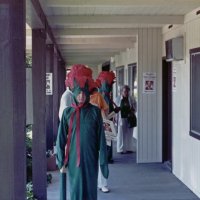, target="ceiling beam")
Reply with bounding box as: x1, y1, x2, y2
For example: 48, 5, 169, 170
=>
56, 37, 136, 45
64, 56, 116, 63
25, 47, 122, 54
53, 28, 138, 38
58, 44, 135, 50
48, 15, 184, 26
65, 54, 110, 59
65, 57, 108, 61
62, 52, 116, 56
66, 60, 103, 64
66, 62, 103, 67
65, 58, 109, 64
46, 0, 200, 7
61, 49, 121, 53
